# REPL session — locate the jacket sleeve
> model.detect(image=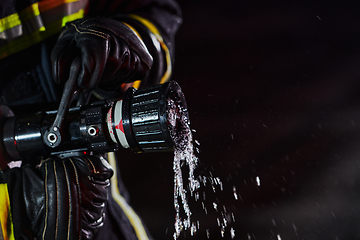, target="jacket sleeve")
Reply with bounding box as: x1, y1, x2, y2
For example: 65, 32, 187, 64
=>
86, 0, 182, 89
